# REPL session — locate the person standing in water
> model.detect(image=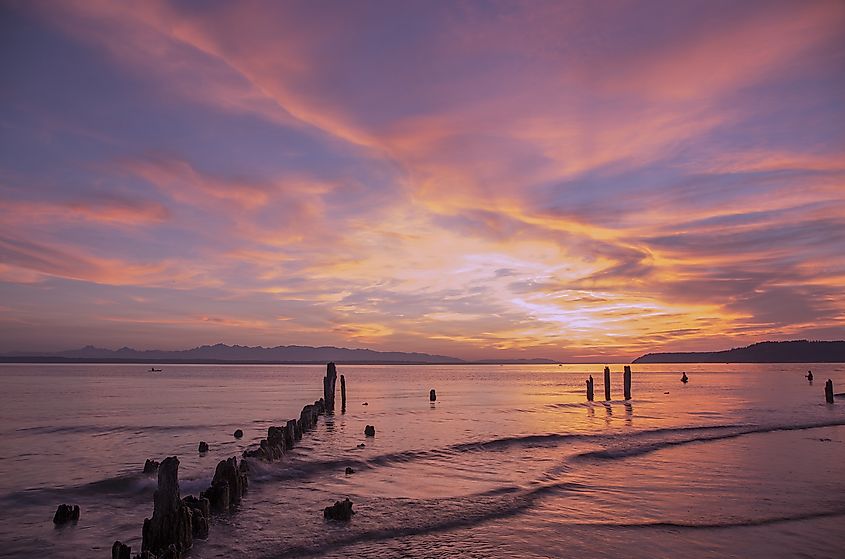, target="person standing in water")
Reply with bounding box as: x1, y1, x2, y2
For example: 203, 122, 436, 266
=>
681, 372, 689, 384
806, 370, 813, 382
